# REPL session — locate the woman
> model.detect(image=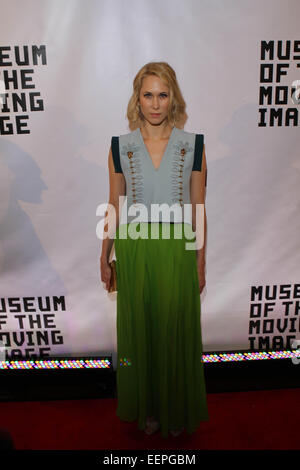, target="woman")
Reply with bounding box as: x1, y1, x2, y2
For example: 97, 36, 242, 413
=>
100, 62, 209, 438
